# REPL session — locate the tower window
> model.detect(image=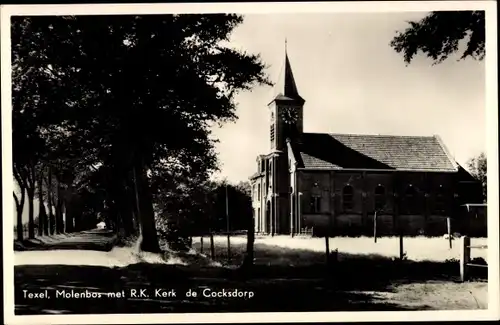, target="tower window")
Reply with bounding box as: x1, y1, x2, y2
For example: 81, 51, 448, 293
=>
258, 184, 261, 200
343, 185, 354, 211
374, 185, 386, 211
270, 124, 275, 143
